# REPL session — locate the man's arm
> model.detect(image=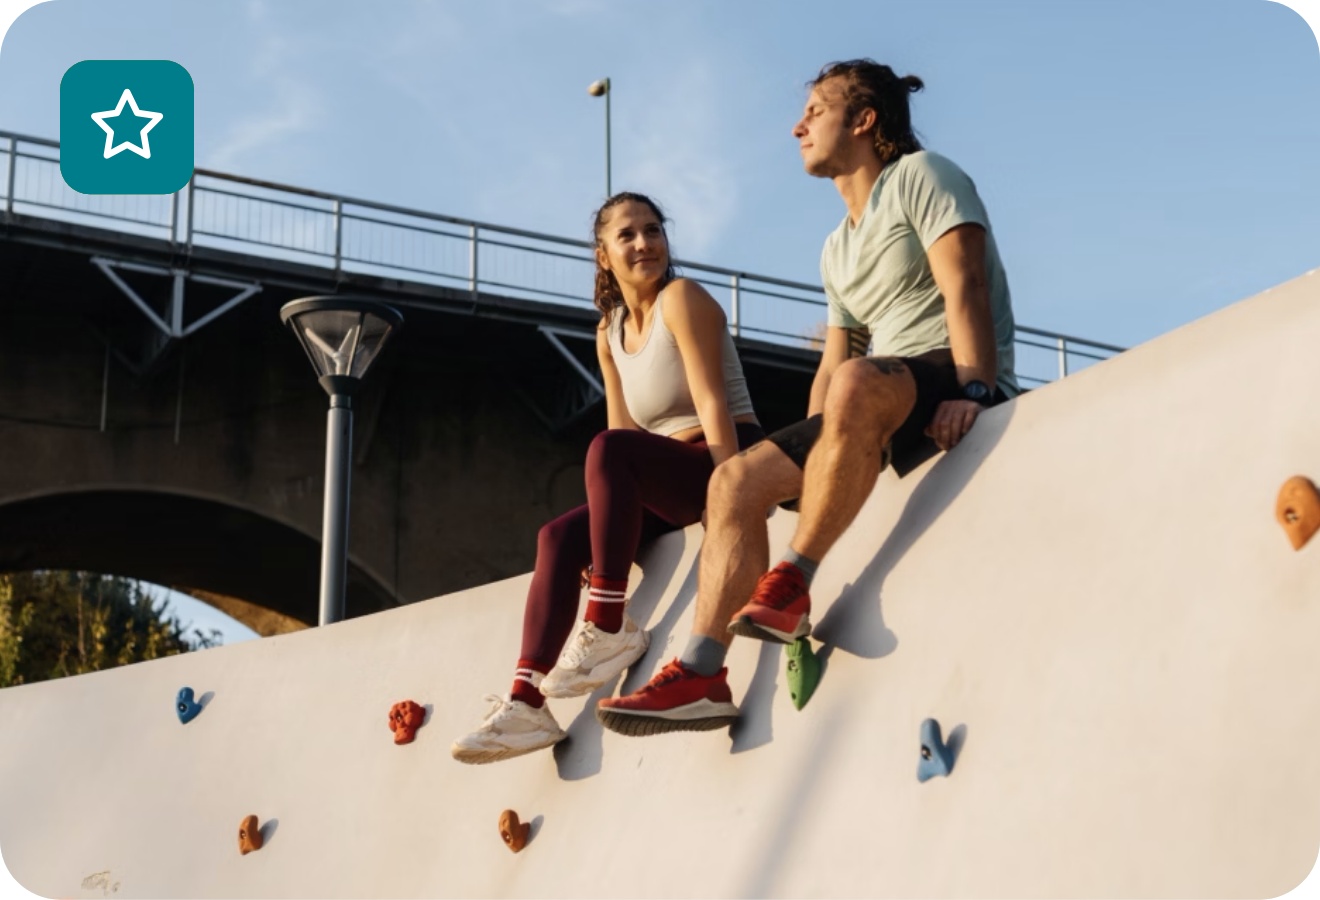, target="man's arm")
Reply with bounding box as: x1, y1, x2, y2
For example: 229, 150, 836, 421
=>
929, 222, 996, 388
924, 222, 996, 451
808, 325, 869, 418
